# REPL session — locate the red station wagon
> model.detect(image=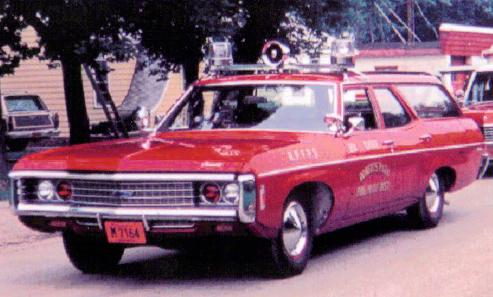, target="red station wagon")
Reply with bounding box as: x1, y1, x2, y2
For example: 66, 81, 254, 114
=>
9, 41, 488, 277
